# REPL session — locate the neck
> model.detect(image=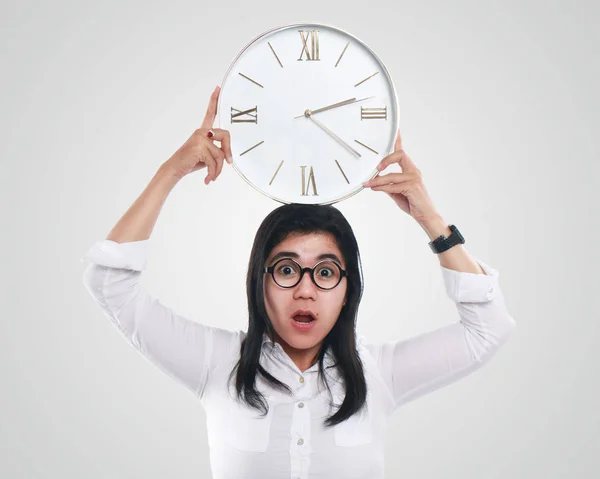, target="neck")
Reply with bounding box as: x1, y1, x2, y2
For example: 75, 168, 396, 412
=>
274, 332, 322, 372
